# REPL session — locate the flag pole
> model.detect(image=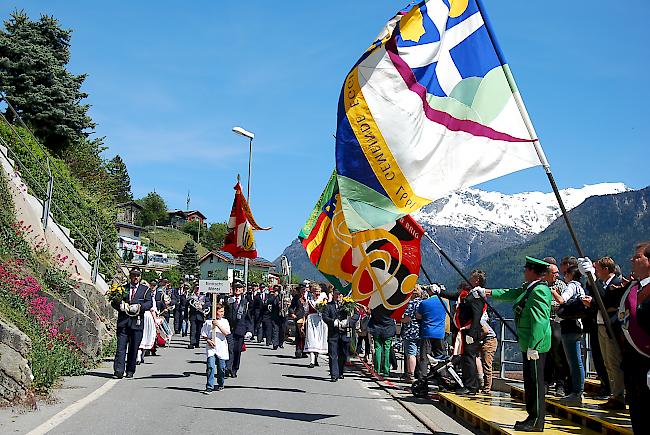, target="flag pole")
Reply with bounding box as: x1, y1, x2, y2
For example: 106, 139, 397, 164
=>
475, 0, 617, 343
422, 232, 518, 339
